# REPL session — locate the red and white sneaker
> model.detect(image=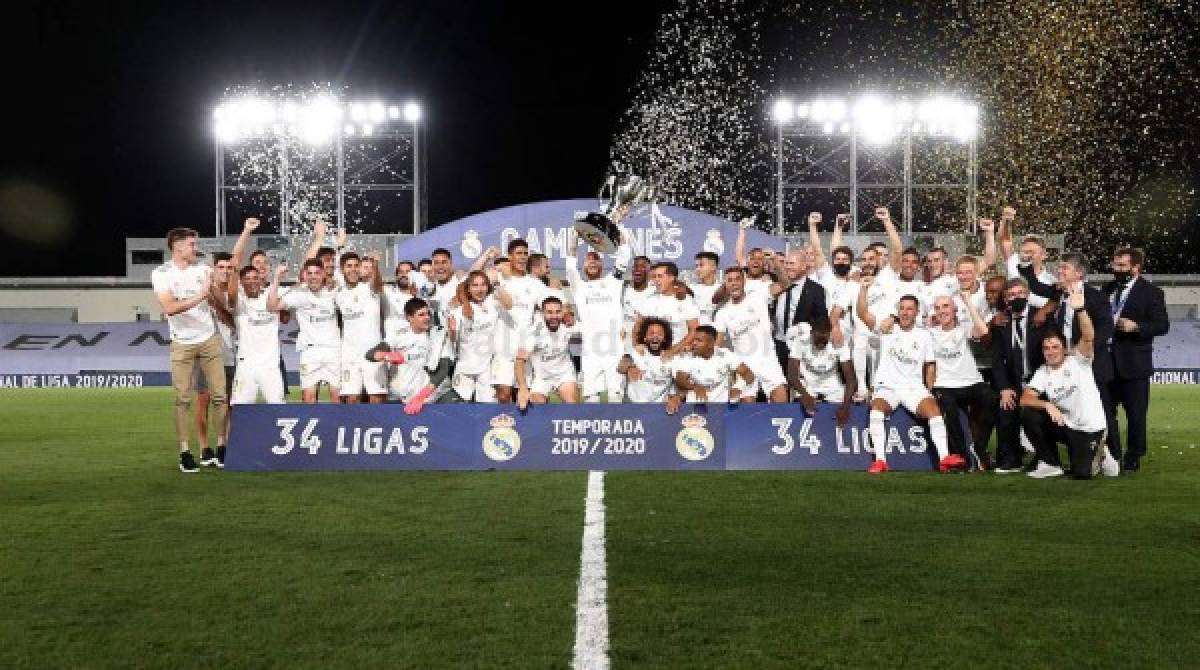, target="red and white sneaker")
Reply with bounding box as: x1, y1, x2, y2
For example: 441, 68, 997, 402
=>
867, 460, 890, 475
939, 454, 967, 472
